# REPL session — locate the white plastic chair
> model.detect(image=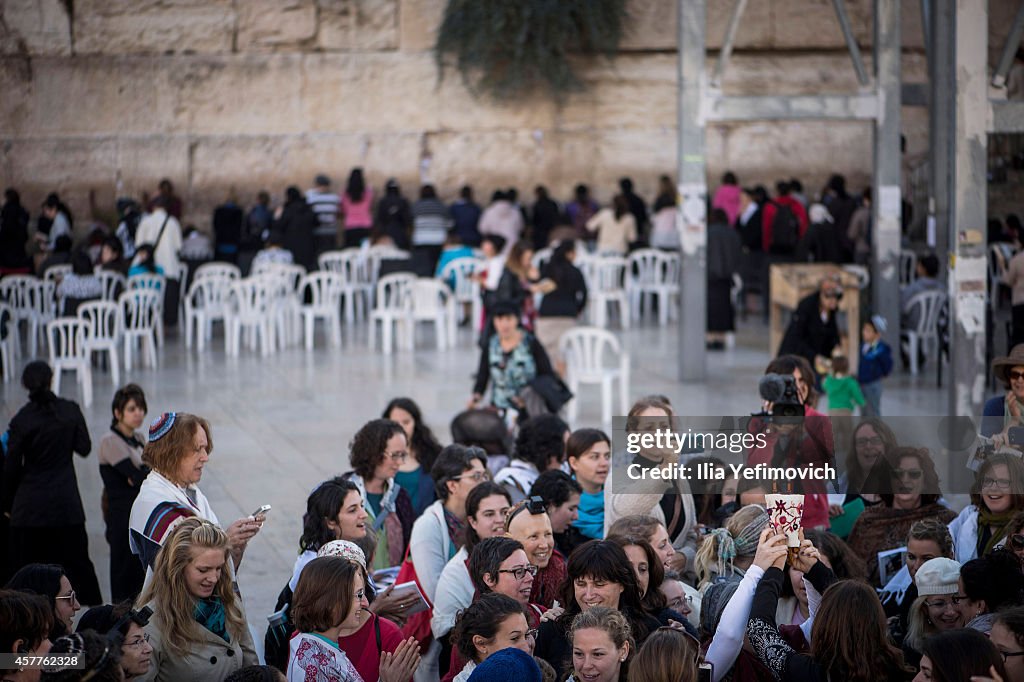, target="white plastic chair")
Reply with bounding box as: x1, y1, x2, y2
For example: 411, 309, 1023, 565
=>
128, 273, 166, 347
96, 270, 127, 302
24, 279, 57, 357
627, 249, 680, 326
119, 289, 160, 370
194, 262, 241, 282
47, 317, 93, 407
369, 273, 415, 354
299, 272, 343, 350
410, 279, 456, 349
365, 246, 412, 304
903, 290, 947, 375
0, 302, 14, 382
77, 300, 122, 386
43, 263, 72, 284
257, 264, 305, 348
320, 249, 372, 323
183, 276, 233, 351
226, 277, 275, 357
438, 257, 483, 327
899, 250, 918, 286
559, 327, 630, 430
588, 255, 630, 329
0, 275, 36, 356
